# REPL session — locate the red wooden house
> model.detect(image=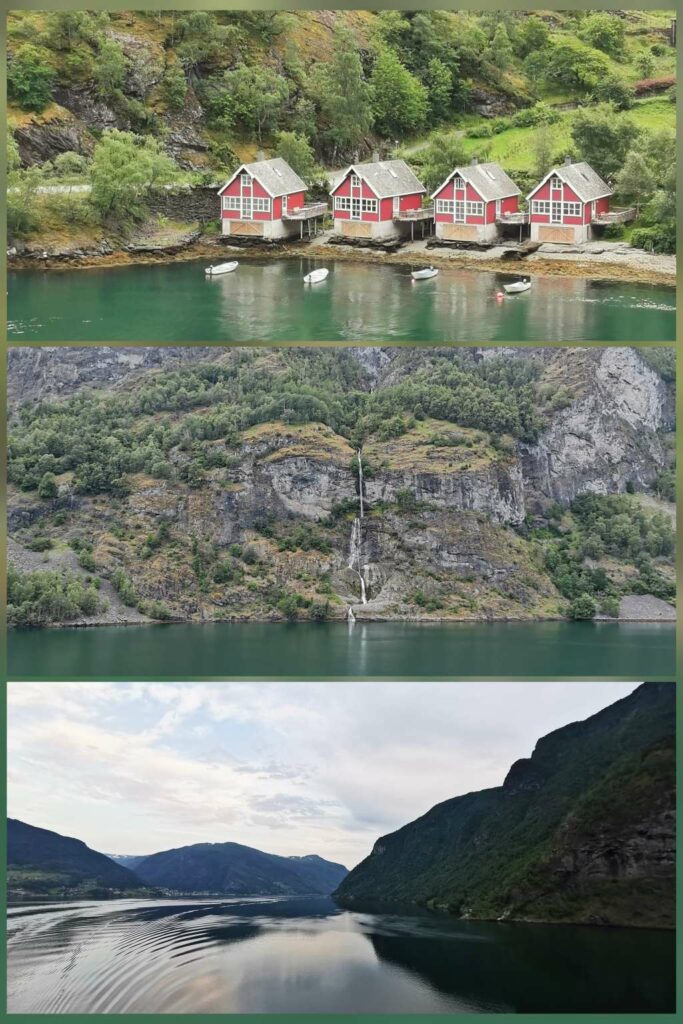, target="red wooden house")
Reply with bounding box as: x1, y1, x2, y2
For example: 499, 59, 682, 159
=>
527, 161, 613, 244
330, 159, 427, 240
431, 161, 521, 242
217, 158, 325, 240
